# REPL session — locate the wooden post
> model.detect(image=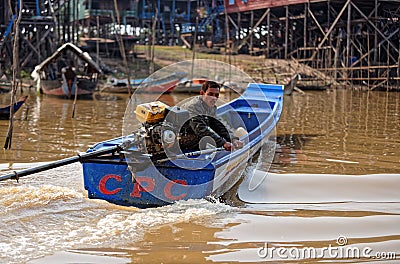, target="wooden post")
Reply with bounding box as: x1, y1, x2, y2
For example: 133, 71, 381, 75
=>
387, 41, 389, 90
96, 16, 99, 64
76, 0, 79, 44
4, 0, 22, 150
250, 10, 254, 54
327, 0, 331, 70
57, 0, 61, 40
285, 5, 289, 59
304, 3, 307, 59
346, 1, 351, 76
374, 0, 378, 63
266, 10, 270, 58
67, 0, 71, 42
360, 42, 363, 86
224, 0, 231, 65
191, 16, 198, 82
398, 40, 400, 89
238, 12, 241, 50
72, 0, 76, 43
367, 31, 370, 88
150, 8, 158, 75
113, 0, 132, 95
